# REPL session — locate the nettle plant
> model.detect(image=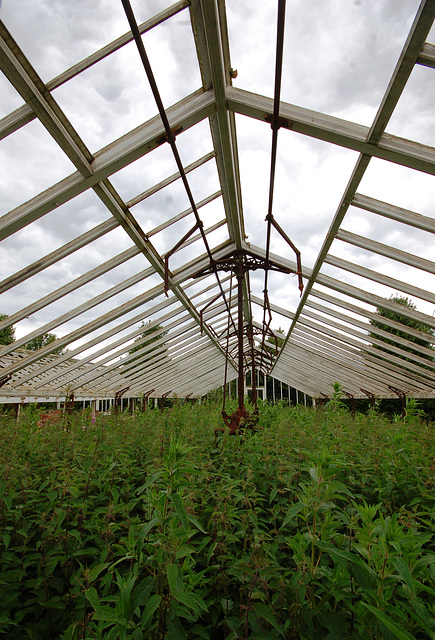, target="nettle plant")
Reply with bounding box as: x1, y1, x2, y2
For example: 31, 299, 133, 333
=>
0, 400, 433, 639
